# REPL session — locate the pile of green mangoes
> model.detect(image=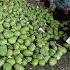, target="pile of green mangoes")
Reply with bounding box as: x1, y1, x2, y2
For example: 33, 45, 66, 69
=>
0, 0, 69, 70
